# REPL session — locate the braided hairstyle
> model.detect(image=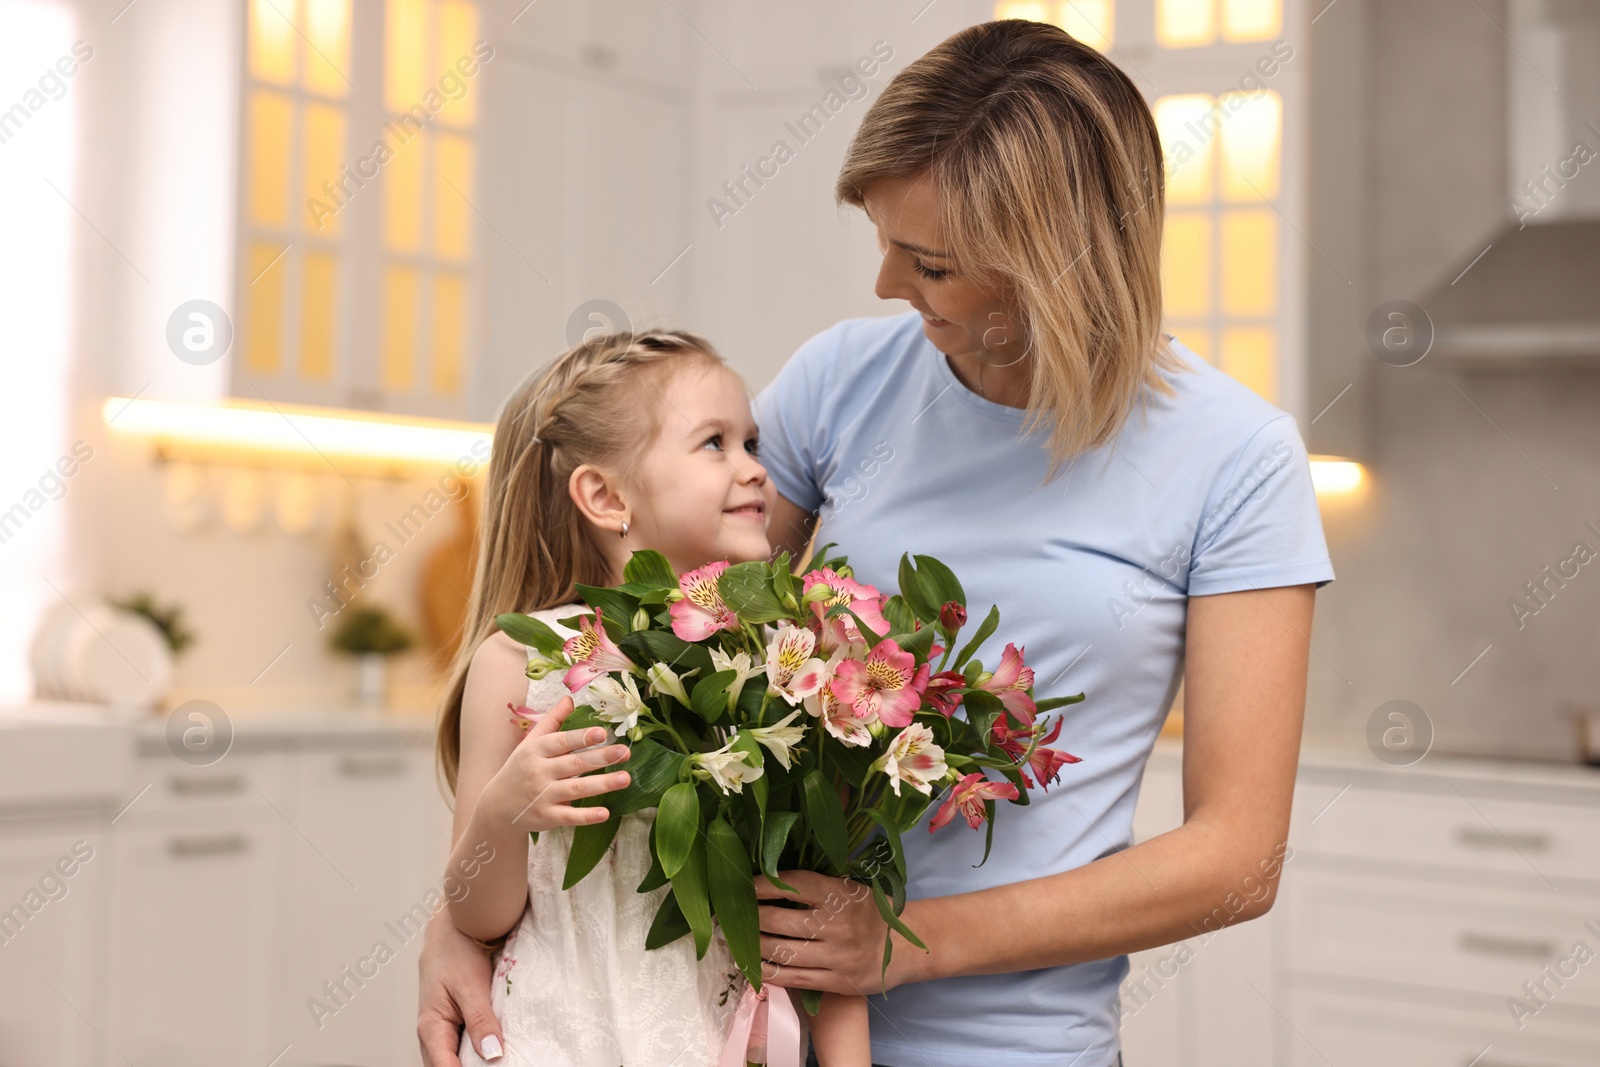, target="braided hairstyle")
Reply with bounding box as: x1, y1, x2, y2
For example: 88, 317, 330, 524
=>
436, 328, 725, 796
